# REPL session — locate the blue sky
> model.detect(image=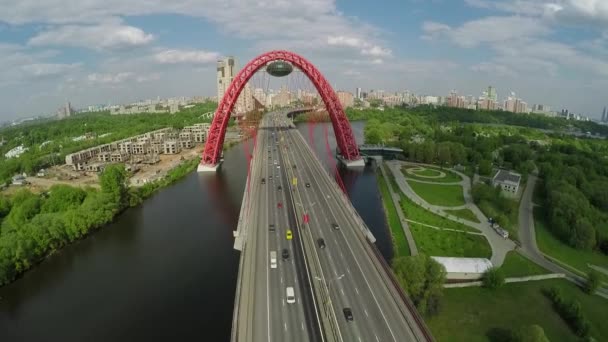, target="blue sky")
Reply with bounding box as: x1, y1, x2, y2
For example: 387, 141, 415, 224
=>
0, 0, 607, 120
